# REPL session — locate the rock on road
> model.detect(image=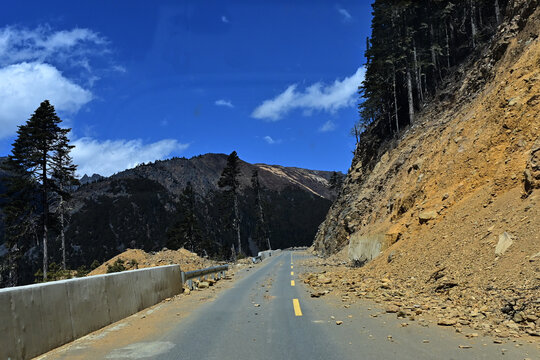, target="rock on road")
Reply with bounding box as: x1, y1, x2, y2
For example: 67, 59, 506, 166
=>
39, 251, 539, 360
